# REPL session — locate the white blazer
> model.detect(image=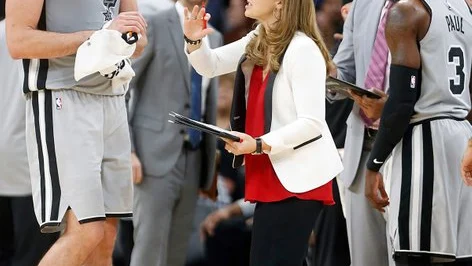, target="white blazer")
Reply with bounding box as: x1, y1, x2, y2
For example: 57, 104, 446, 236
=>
187, 29, 343, 193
